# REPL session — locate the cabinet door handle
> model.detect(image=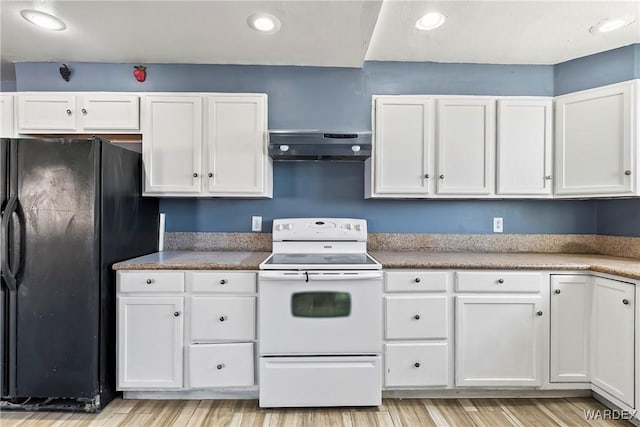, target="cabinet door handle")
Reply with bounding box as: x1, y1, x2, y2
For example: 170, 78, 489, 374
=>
424, 174, 430, 179
146, 278, 154, 284
413, 314, 420, 320
66, 109, 72, 116
81, 108, 87, 115
545, 175, 552, 180
414, 277, 421, 283
208, 173, 214, 178
219, 315, 227, 322
624, 170, 632, 176
623, 299, 630, 305
537, 310, 543, 317
414, 362, 420, 368
497, 278, 504, 284
219, 279, 227, 285
216, 363, 225, 370
174, 311, 180, 317
439, 174, 445, 179
554, 289, 561, 294
193, 173, 199, 178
